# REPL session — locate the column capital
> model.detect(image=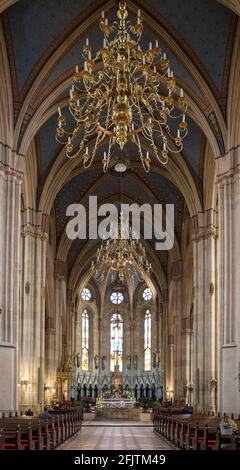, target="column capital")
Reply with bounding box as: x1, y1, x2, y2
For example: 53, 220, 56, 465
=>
191, 210, 218, 242
192, 226, 218, 242
21, 224, 48, 241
